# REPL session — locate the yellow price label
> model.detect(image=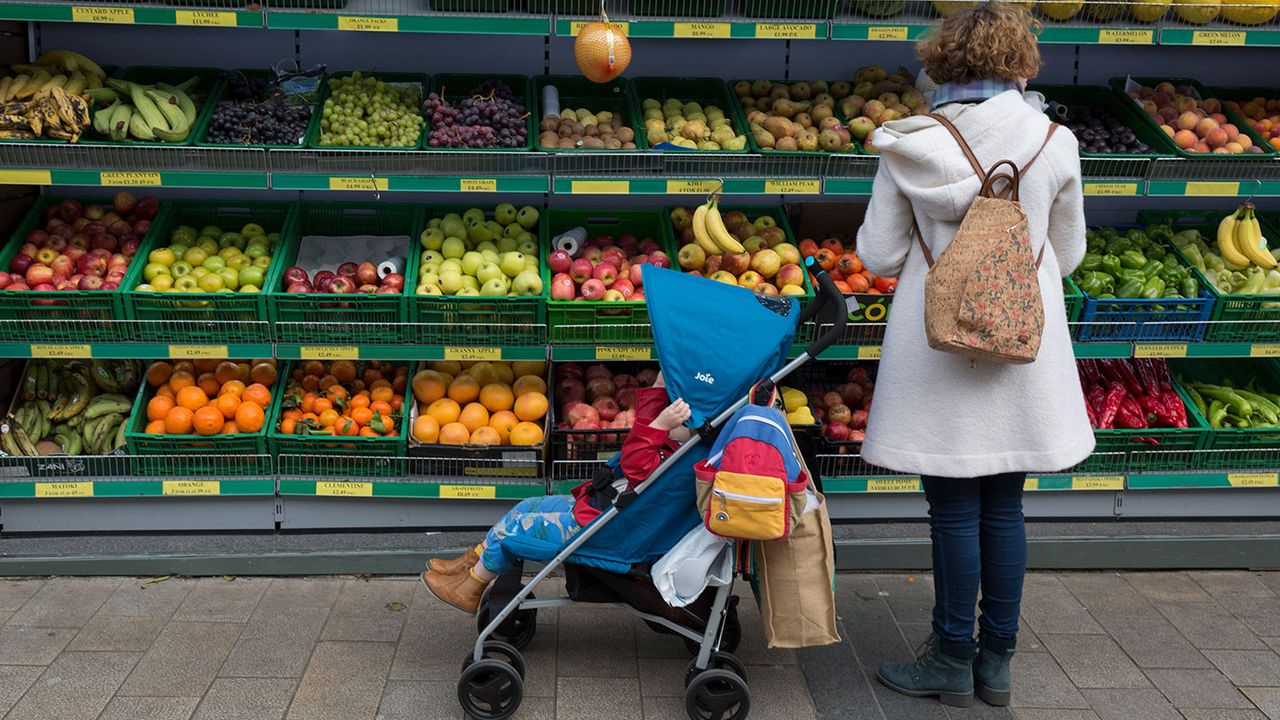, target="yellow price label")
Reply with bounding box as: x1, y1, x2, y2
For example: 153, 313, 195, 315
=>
71, 5, 134, 23
1184, 182, 1241, 196
439, 484, 497, 499
328, 177, 388, 191
175, 10, 236, 26
443, 346, 502, 361
316, 481, 373, 497
168, 345, 229, 359
337, 15, 400, 31
163, 481, 220, 496
569, 20, 629, 35
754, 22, 816, 38
0, 170, 52, 185
1071, 475, 1125, 490
569, 180, 630, 194
1228, 472, 1278, 487
1024, 478, 1040, 491
1098, 29, 1153, 44
1084, 182, 1139, 196
856, 346, 882, 360
1251, 344, 1280, 357
299, 346, 360, 360
764, 179, 821, 194
100, 172, 161, 186
30, 344, 91, 359
866, 478, 921, 493
674, 22, 731, 37
595, 346, 650, 360
666, 179, 721, 194
1134, 344, 1188, 358
459, 179, 497, 192
866, 26, 908, 40
1192, 30, 1246, 46
35, 482, 93, 498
